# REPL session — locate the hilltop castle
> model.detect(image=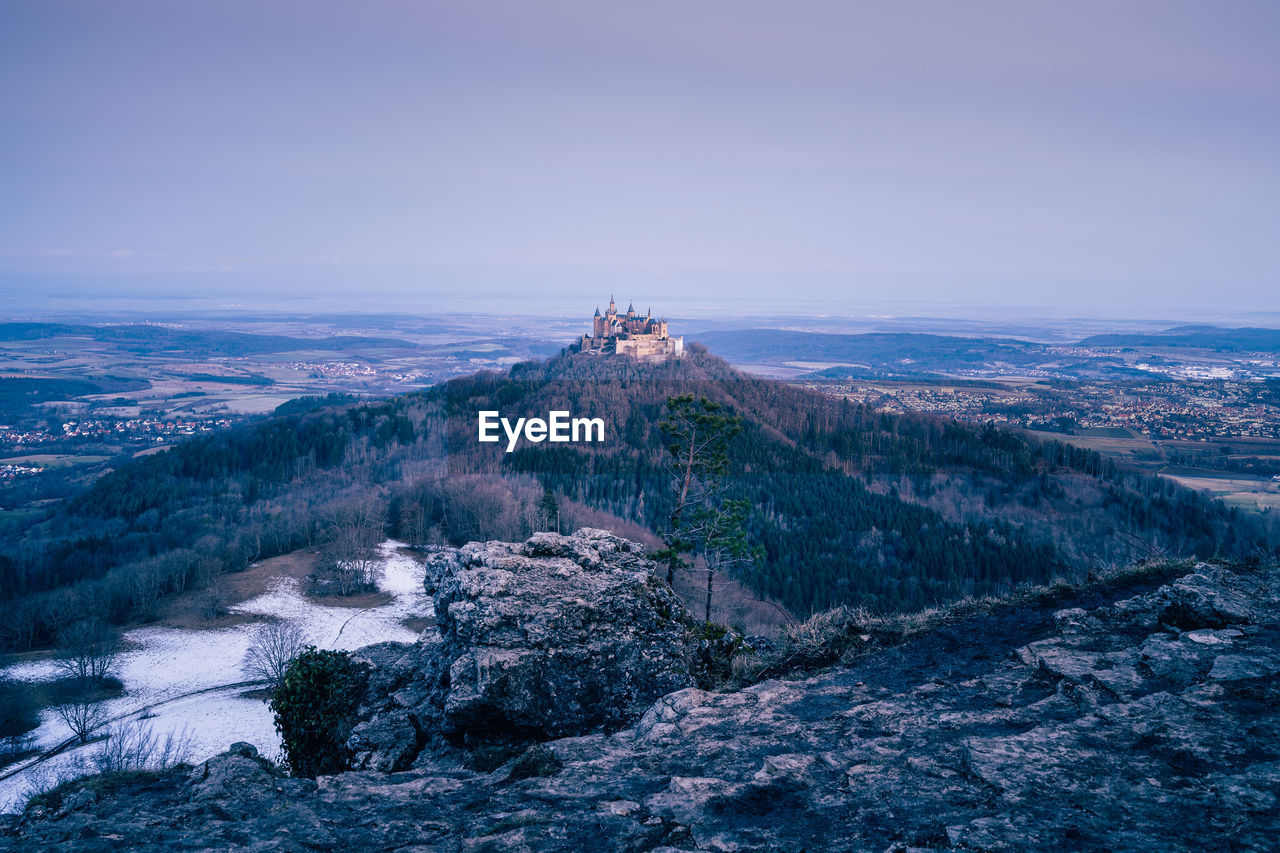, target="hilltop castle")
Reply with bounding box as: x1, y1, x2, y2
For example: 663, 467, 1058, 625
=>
574, 296, 684, 361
